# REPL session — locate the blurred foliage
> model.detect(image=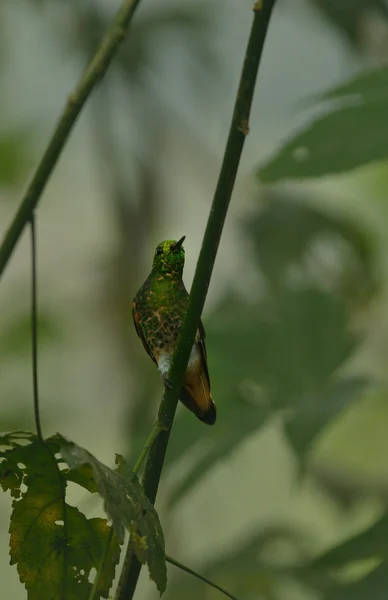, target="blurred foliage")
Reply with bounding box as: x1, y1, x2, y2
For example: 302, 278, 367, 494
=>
313, 512, 388, 567
165, 525, 333, 600
309, 0, 388, 51
167, 278, 368, 506
0, 129, 33, 189
0, 308, 63, 360
258, 63, 388, 181
2, 1, 388, 600
72, 2, 216, 85
244, 192, 378, 309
